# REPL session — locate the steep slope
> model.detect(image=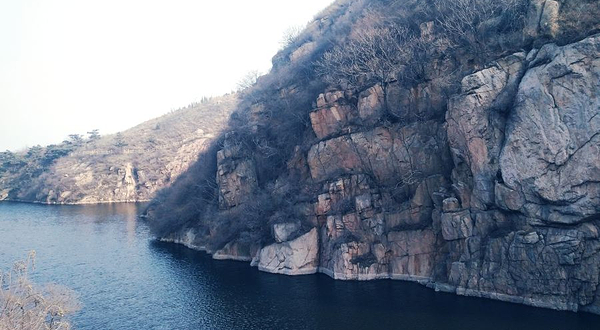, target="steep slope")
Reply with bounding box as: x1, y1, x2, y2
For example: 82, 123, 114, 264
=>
0, 94, 236, 204
148, 0, 600, 313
